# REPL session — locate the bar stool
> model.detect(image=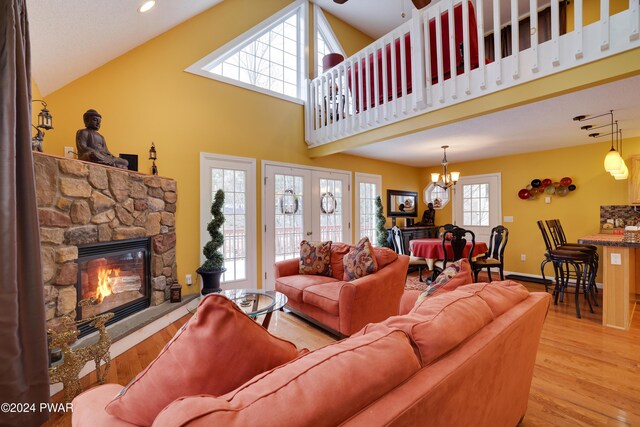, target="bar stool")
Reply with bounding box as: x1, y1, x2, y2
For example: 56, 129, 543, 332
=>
545, 219, 599, 306
537, 221, 595, 318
